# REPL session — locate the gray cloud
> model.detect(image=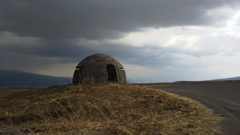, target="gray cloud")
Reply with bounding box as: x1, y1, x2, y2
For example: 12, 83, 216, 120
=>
0, 0, 236, 39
